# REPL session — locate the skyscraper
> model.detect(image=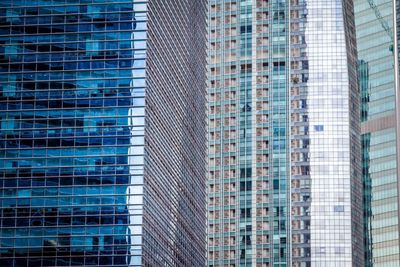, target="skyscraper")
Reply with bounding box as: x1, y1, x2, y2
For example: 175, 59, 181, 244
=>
355, 0, 400, 265
0, 1, 207, 266
208, 0, 363, 266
